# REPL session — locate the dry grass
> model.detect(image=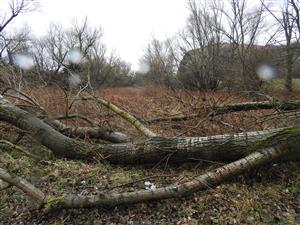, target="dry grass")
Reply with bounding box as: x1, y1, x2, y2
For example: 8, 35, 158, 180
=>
1, 85, 300, 224
24, 85, 299, 138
